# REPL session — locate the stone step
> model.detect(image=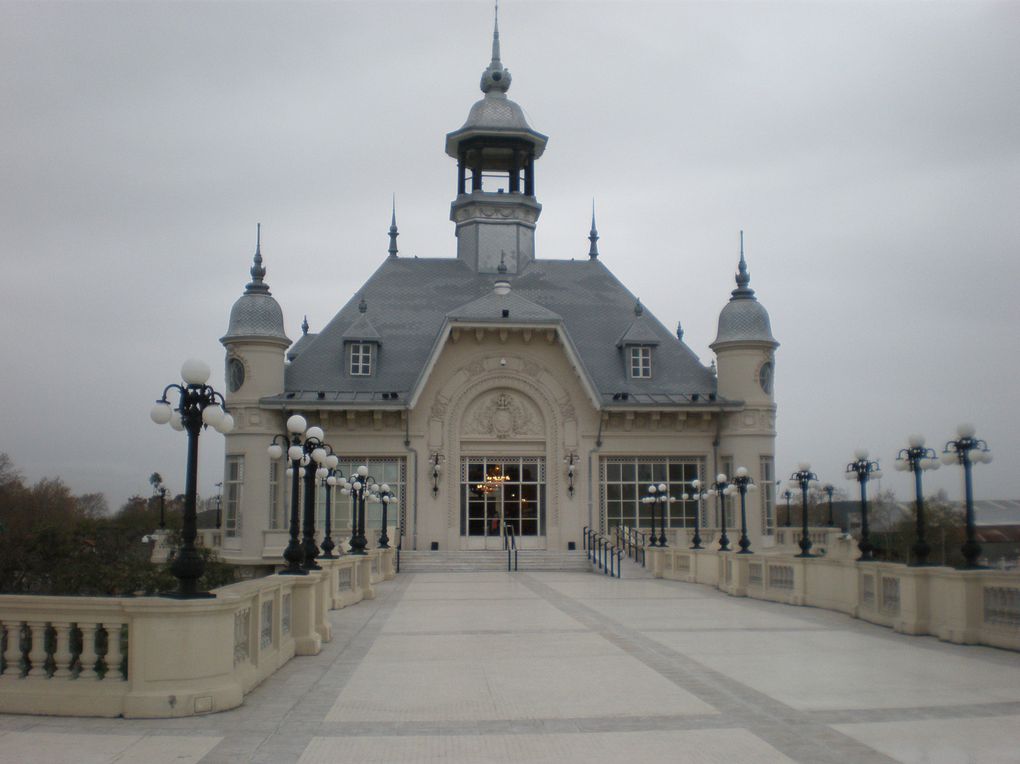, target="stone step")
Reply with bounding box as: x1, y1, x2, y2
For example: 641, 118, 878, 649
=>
397, 550, 595, 573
